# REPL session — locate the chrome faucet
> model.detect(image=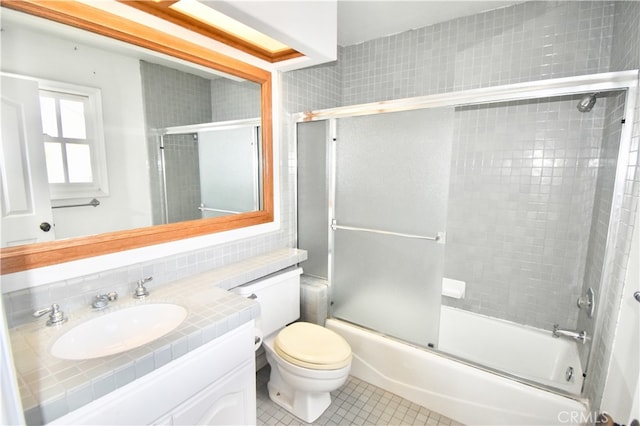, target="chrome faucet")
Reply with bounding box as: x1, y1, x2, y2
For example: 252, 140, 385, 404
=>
92, 292, 118, 309
552, 324, 588, 344
133, 276, 153, 299
33, 303, 67, 326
